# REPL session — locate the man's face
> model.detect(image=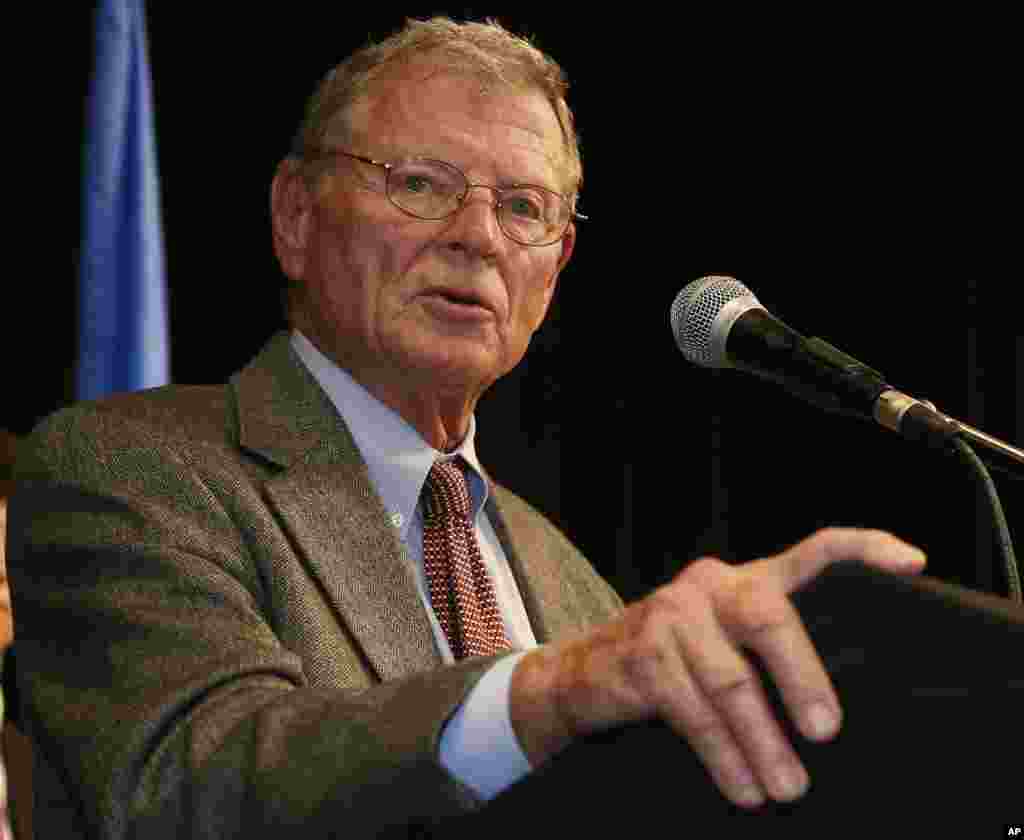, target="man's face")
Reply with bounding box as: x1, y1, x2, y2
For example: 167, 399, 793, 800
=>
280, 64, 575, 401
